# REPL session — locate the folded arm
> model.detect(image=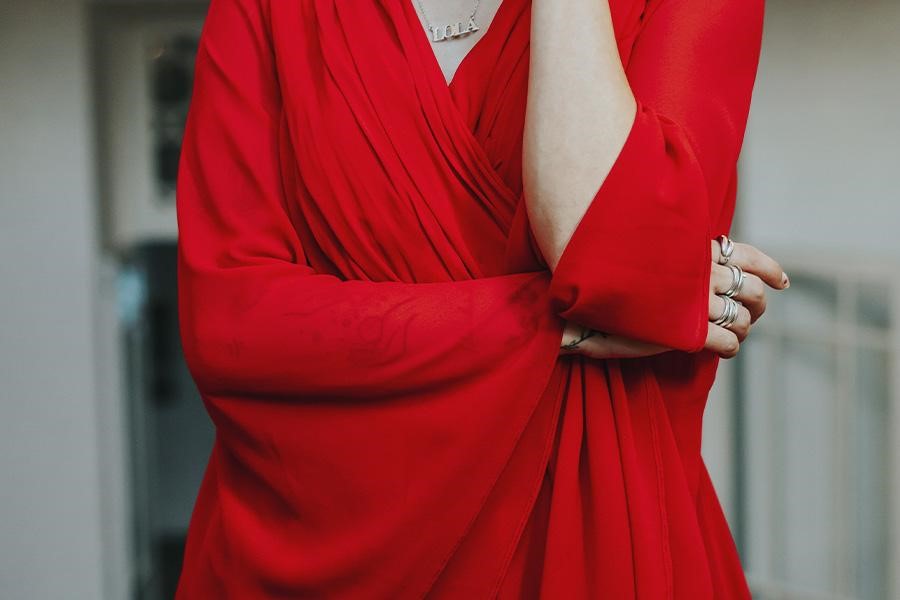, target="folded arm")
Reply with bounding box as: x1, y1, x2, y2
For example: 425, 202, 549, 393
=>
525, 0, 765, 353
177, 0, 563, 399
